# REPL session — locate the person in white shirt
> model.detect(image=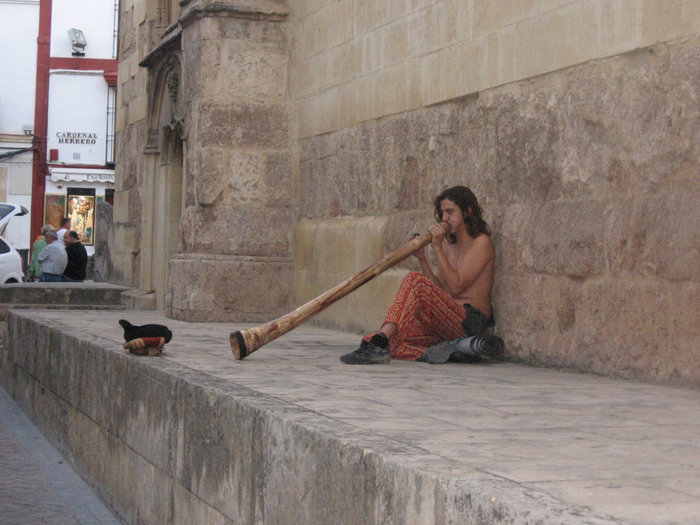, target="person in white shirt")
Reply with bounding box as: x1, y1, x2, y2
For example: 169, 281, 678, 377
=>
56, 218, 71, 246
37, 230, 68, 282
